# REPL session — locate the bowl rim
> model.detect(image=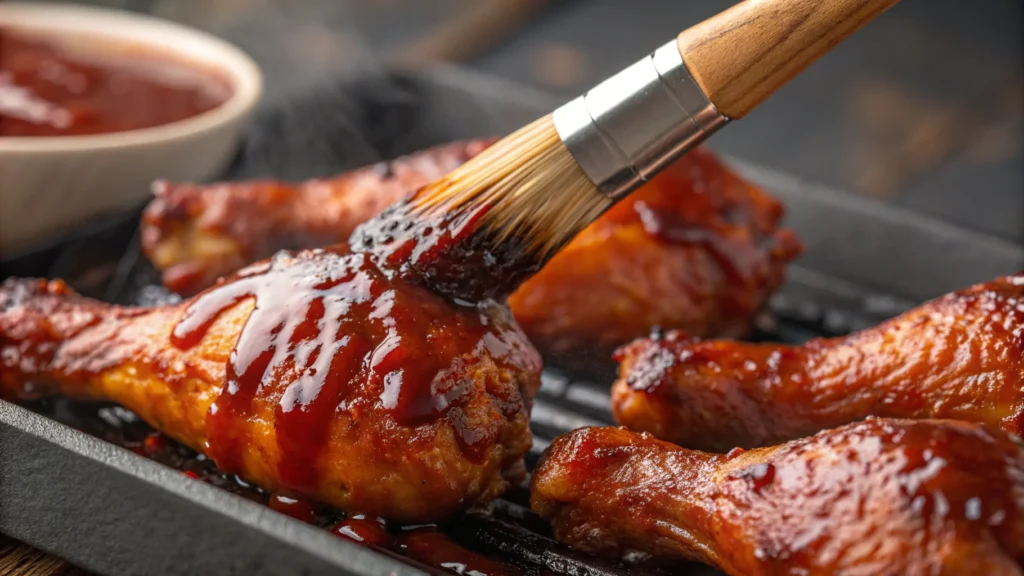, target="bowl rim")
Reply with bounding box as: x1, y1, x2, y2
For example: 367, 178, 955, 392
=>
0, 2, 263, 153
